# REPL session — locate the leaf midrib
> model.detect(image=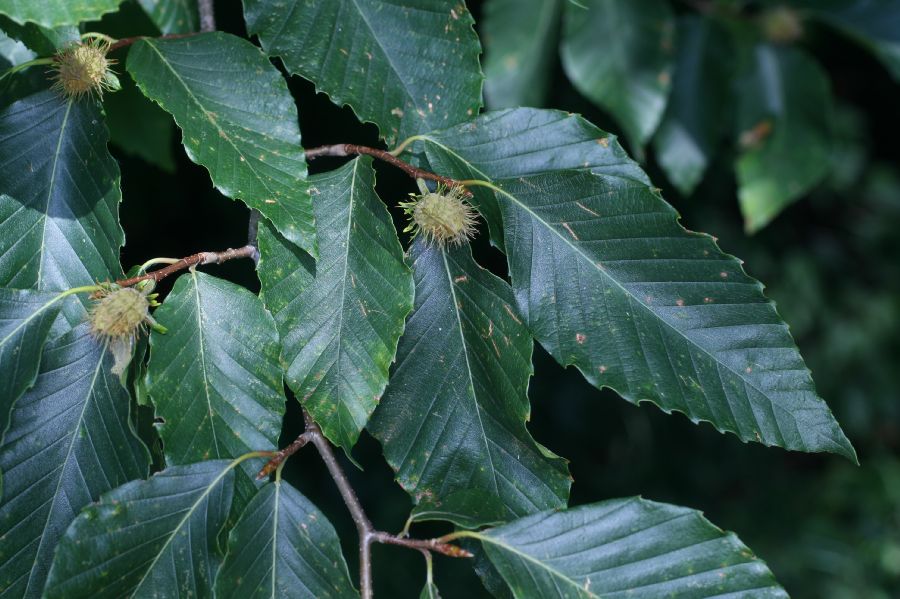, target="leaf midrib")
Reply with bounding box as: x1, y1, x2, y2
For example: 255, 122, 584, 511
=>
130, 465, 232, 596
25, 337, 103, 597
36, 99, 73, 289
440, 249, 499, 497
420, 137, 783, 420
191, 272, 221, 456
139, 39, 282, 204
